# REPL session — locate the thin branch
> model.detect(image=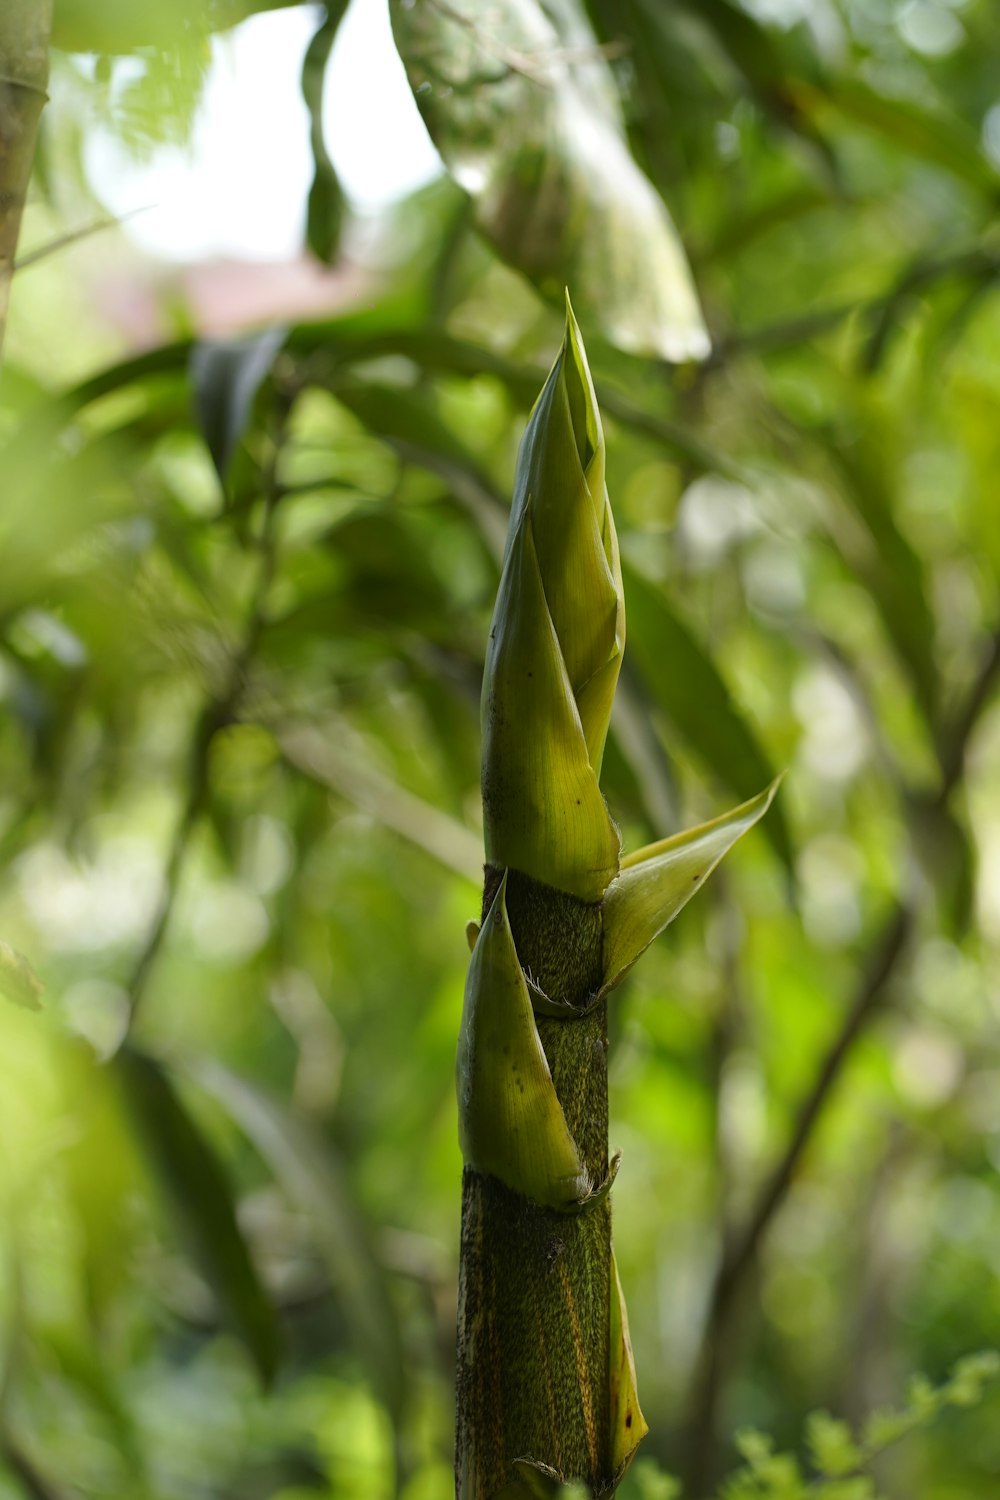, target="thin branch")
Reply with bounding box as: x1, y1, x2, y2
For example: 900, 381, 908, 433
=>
13, 206, 154, 270
681, 619, 1000, 1493
278, 724, 483, 884
717, 902, 911, 1313
707, 243, 1000, 368
124, 427, 286, 1030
